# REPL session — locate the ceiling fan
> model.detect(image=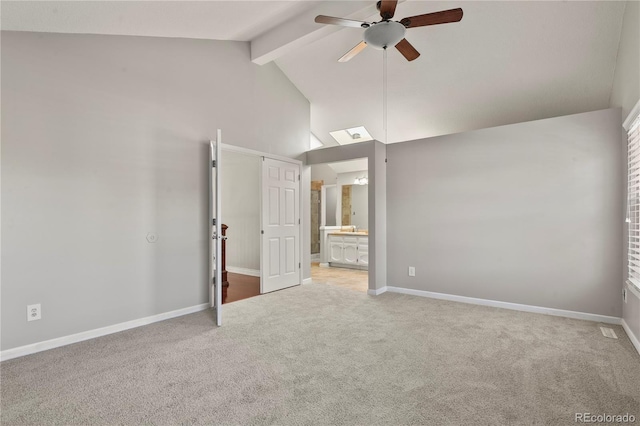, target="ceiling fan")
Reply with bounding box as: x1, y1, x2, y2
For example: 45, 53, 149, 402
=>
315, 0, 463, 62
